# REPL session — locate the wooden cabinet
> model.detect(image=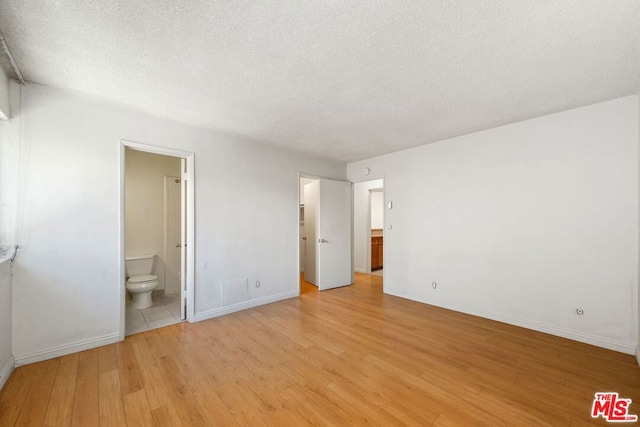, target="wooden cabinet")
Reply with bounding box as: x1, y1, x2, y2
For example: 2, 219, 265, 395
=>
371, 235, 383, 270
